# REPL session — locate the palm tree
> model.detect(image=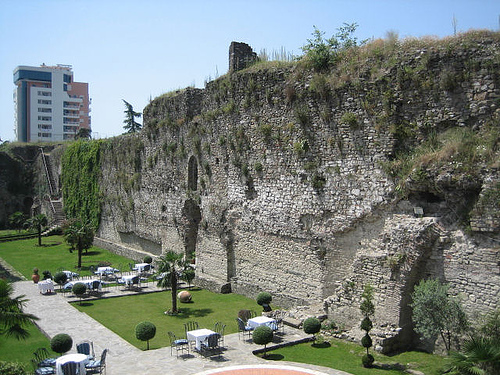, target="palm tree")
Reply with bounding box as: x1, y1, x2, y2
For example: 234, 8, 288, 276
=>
155, 251, 188, 314
0, 279, 39, 340
63, 220, 94, 269
8, 211, 26, 232
446, 337, 500, 375
122, 100, 142, 133
27, 214, 48, 246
